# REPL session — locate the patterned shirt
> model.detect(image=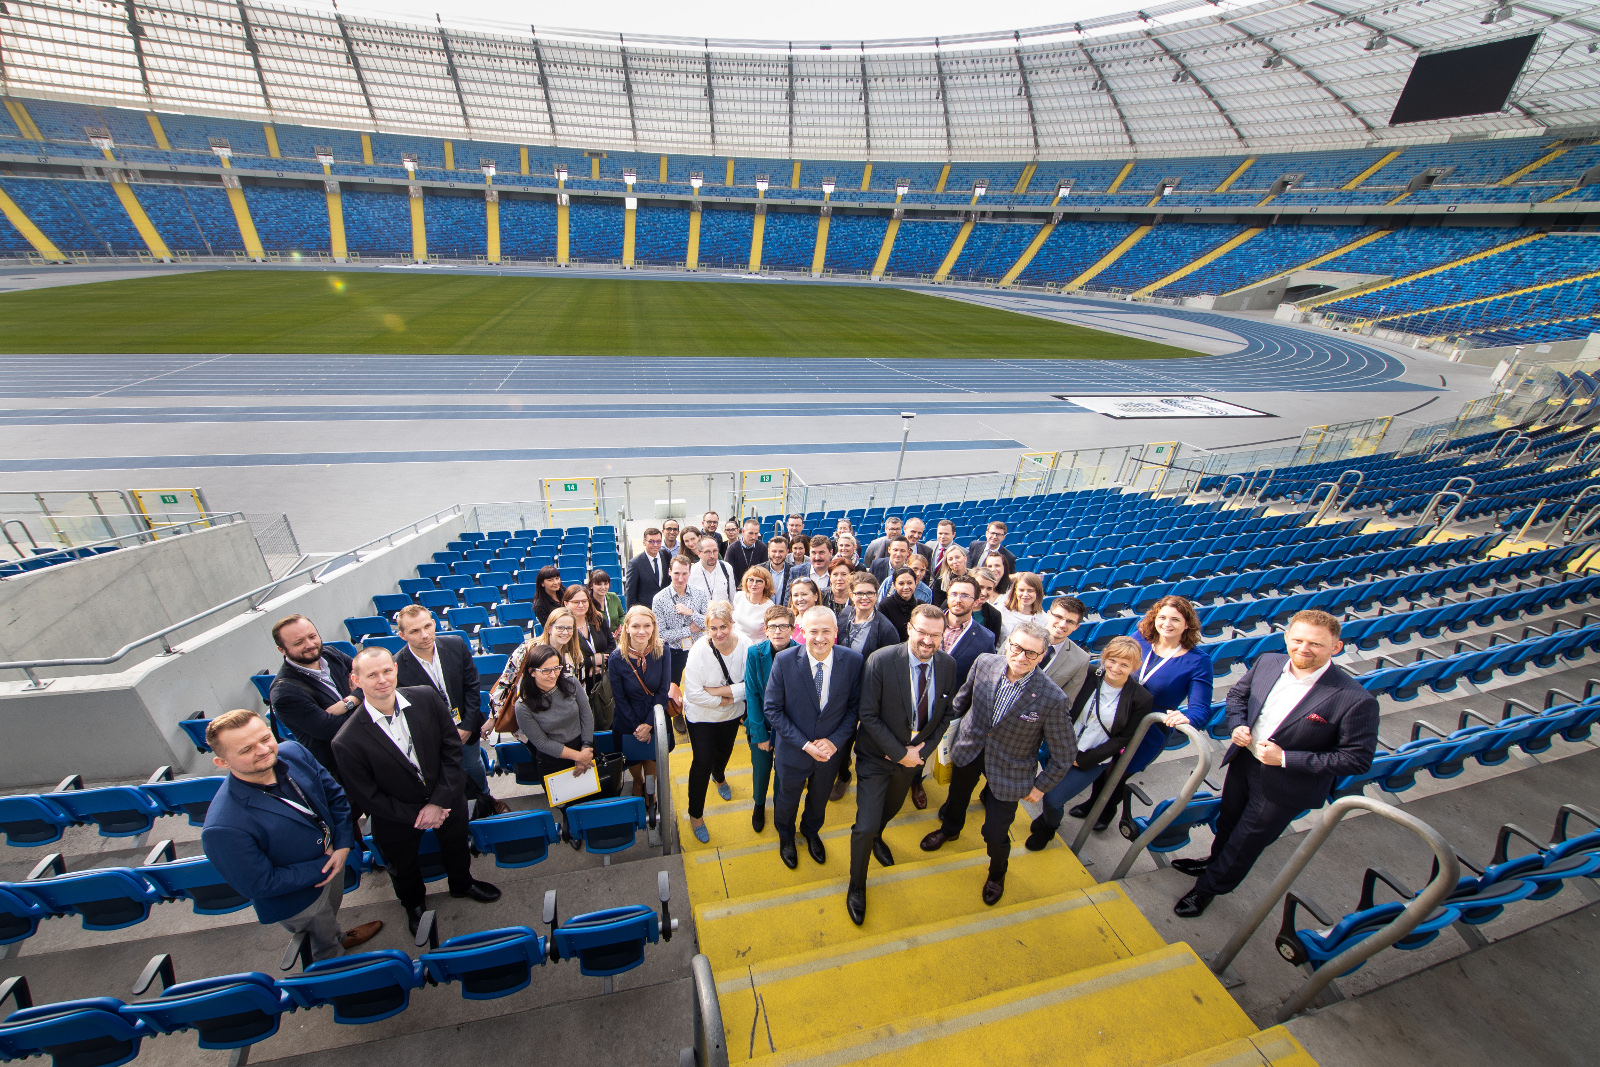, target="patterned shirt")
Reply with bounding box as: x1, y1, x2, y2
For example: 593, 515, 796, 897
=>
653, 584, 710, 650
990, 668, 1035, 726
